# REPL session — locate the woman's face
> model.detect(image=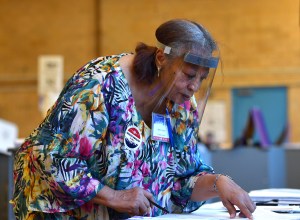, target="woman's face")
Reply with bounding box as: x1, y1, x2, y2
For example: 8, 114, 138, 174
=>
162, 59, 209, 104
